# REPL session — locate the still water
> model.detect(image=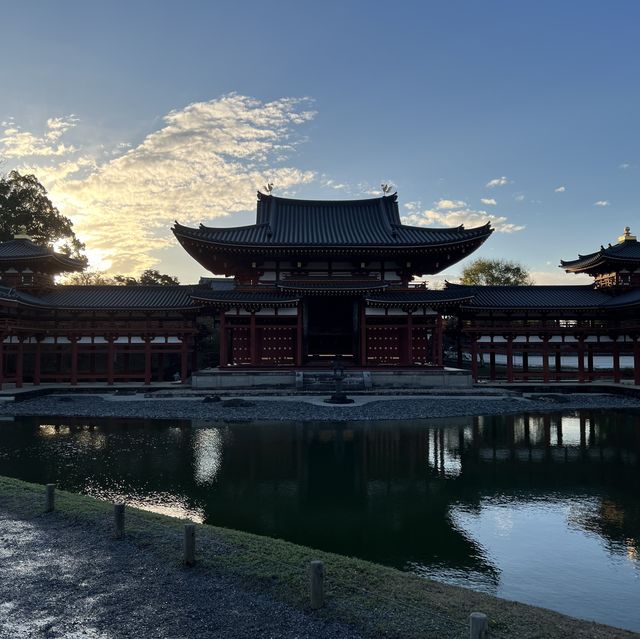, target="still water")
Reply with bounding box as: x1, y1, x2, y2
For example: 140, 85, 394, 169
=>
1, 411, 639, 631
